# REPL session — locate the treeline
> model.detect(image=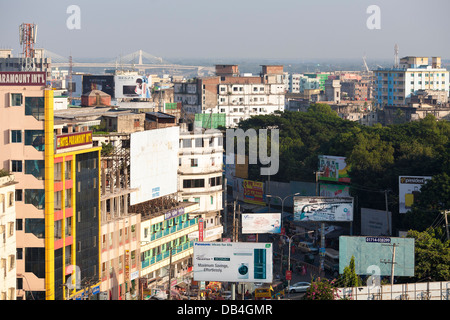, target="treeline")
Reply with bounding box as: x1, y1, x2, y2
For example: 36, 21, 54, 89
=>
237, 104, 450, 233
